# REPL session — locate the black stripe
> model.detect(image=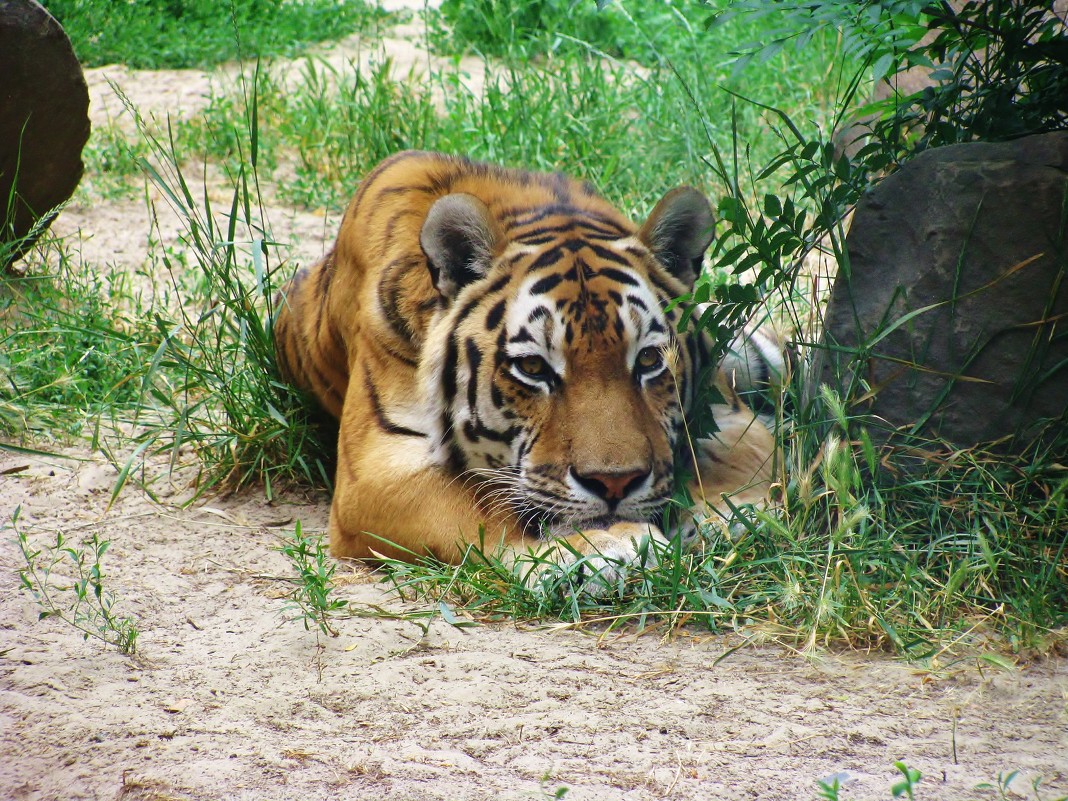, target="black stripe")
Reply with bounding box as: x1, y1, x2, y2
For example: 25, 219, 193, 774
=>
627, 294, 649, 312
587, 243, 631, 266
465, 337, 482, 411
463, 419, 519, 445
515, 220, 627, 242
527, 306, 551, 325
442, 333, 459, 408
502, 205, 629, 236
529, 273, 564, 295
485, 299, 506, 330
595, 266, 640, 287
306, 355, 344, 411
382, 208, 423, 251
448, 442, 467, 472
453, 272, 512, 328
363, 367, 426, 438
509, 328, 535, 344
515, 233, 558, 246
529, 247, 564, 272
375, 182, 436, 200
